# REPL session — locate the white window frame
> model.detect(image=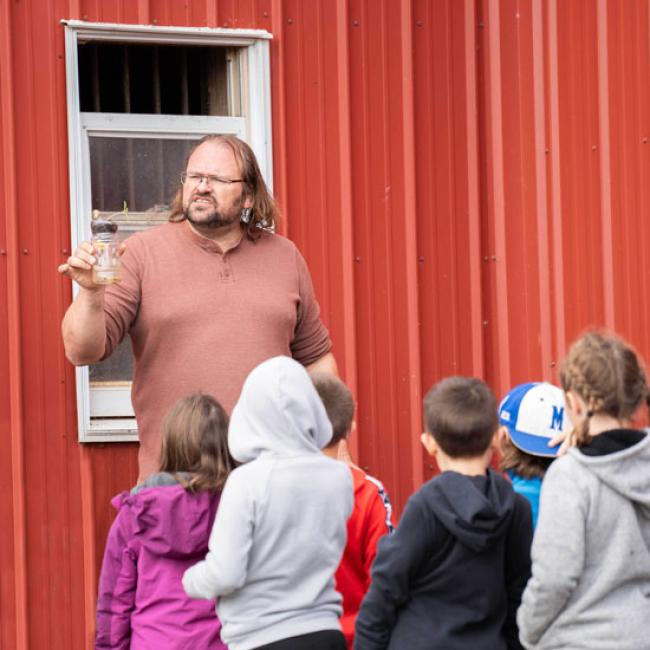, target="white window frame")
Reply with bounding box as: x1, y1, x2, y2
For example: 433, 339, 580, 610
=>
63, 20, 273, 442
